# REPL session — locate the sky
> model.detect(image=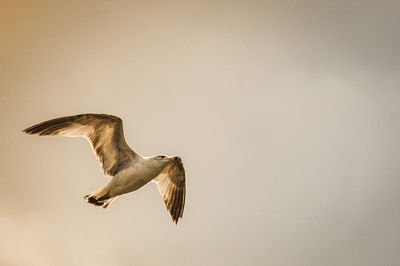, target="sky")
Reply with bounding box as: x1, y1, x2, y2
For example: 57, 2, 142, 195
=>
1, 1, 400, 265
